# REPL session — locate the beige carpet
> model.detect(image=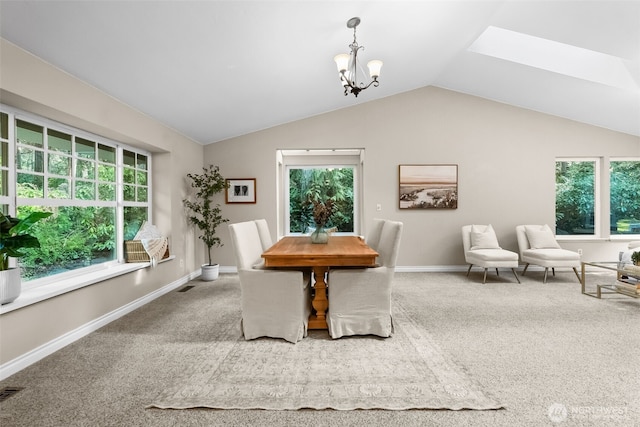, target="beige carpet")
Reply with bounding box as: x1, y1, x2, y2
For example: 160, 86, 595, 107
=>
148, 302, 503, 411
